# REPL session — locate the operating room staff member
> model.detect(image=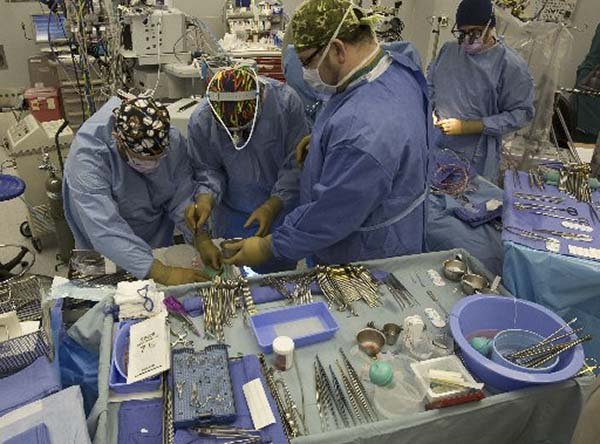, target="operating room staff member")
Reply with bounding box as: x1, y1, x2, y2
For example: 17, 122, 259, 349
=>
285, 38, 424, 167
63, 96, 208, 285
223, 0, 430, 268
185, 66, 309, 272
428, 0, 534, 182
